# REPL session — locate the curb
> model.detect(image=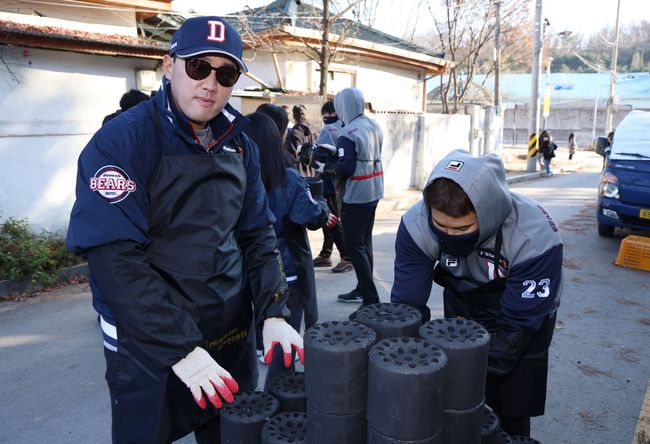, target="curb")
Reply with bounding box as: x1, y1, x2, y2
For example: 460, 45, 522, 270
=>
0, 263, 88, 298
506, 159, 602, 184
505, 171, 545, 184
